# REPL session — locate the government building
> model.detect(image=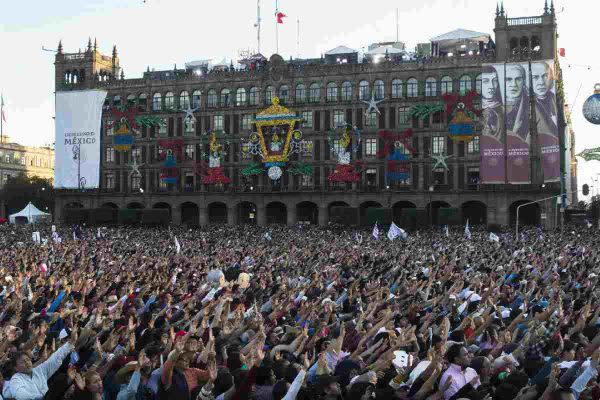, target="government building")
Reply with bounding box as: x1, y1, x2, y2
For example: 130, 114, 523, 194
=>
53, 3, 577, 228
